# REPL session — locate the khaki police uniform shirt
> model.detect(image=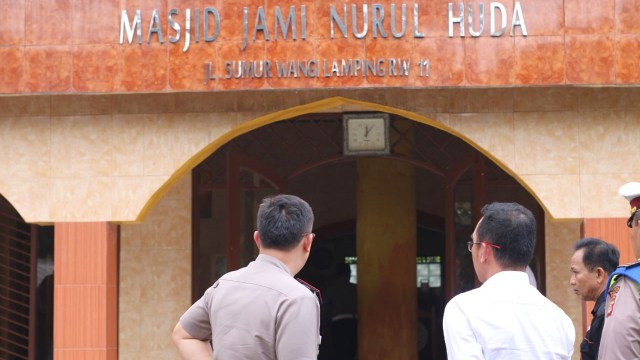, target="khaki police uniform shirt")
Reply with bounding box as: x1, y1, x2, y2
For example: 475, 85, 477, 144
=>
180, 254, 321, 360
598, 275, 640, 359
